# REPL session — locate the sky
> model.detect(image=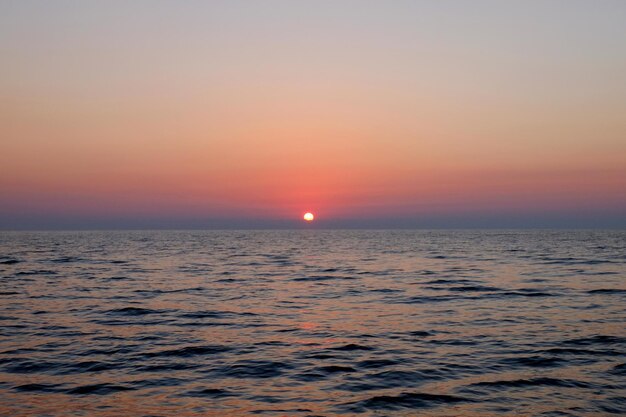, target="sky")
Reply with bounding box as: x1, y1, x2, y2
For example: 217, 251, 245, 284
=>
1, 0, 625, 229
